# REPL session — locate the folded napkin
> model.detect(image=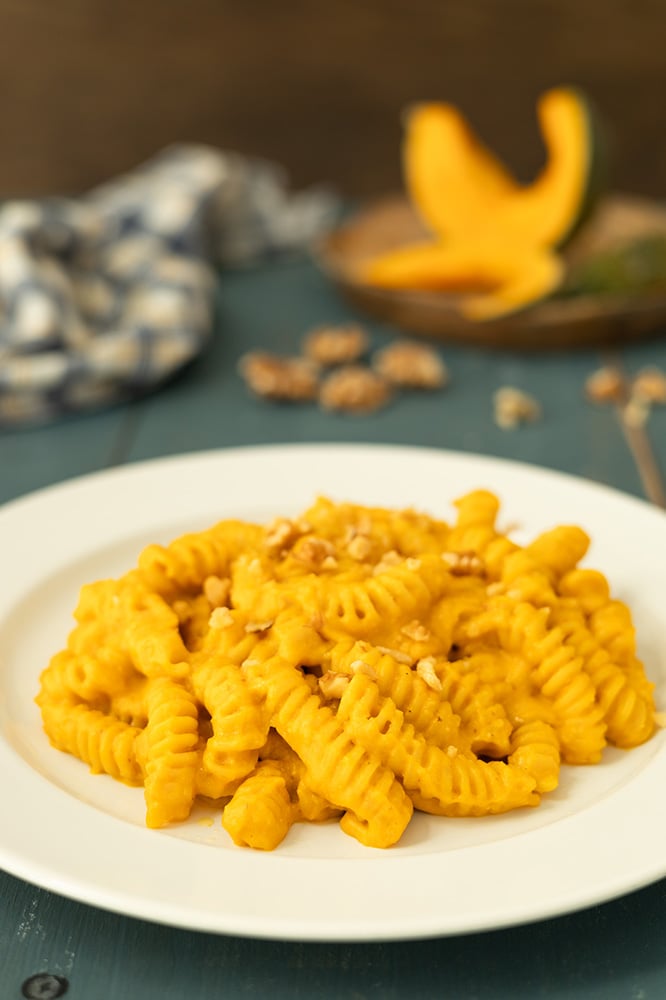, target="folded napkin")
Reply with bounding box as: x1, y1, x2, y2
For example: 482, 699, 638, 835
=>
0, 146, 338, 427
